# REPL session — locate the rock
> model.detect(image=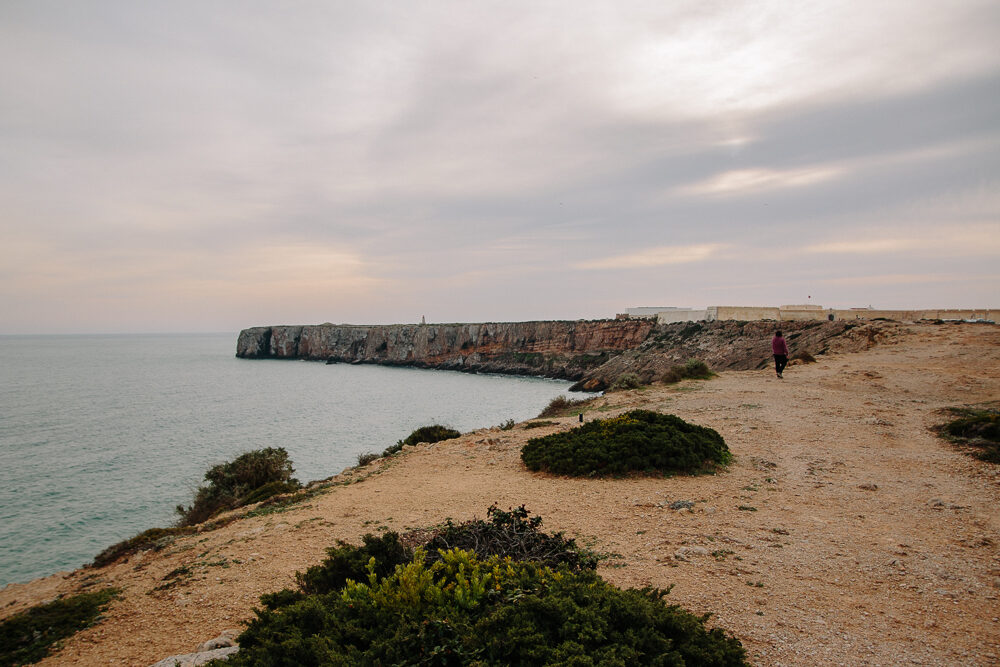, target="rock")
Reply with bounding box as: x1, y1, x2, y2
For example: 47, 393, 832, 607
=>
196, 629, 240, 652
858, 483, 879, 491
149, 645, 239, 667
674, 546, 709, 561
